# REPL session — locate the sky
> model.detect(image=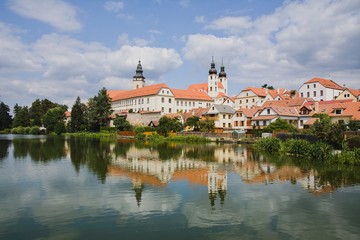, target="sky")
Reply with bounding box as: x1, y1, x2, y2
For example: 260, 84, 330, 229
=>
0, 0, 359, 110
